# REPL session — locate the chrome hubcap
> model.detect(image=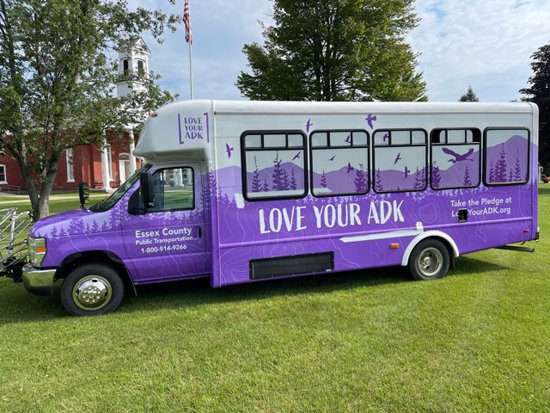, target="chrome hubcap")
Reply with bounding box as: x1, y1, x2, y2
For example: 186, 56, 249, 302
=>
417, 247, 443, 278
72, 275, 112, 311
